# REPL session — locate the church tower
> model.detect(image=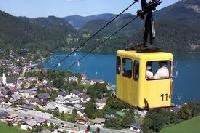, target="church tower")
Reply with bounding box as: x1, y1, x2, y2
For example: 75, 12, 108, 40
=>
2, 73, 7, 85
